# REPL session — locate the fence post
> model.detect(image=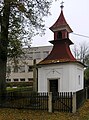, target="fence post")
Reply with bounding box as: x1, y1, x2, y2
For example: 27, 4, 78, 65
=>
72, 92, 76, 113
85, 87, 88, 99
48, 92, 52, 113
